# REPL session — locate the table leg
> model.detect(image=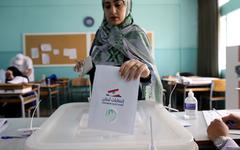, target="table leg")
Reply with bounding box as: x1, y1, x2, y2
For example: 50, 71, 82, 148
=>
19, 95, 25, 118
49, 88, 53, 113
57, 87, 60, 107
